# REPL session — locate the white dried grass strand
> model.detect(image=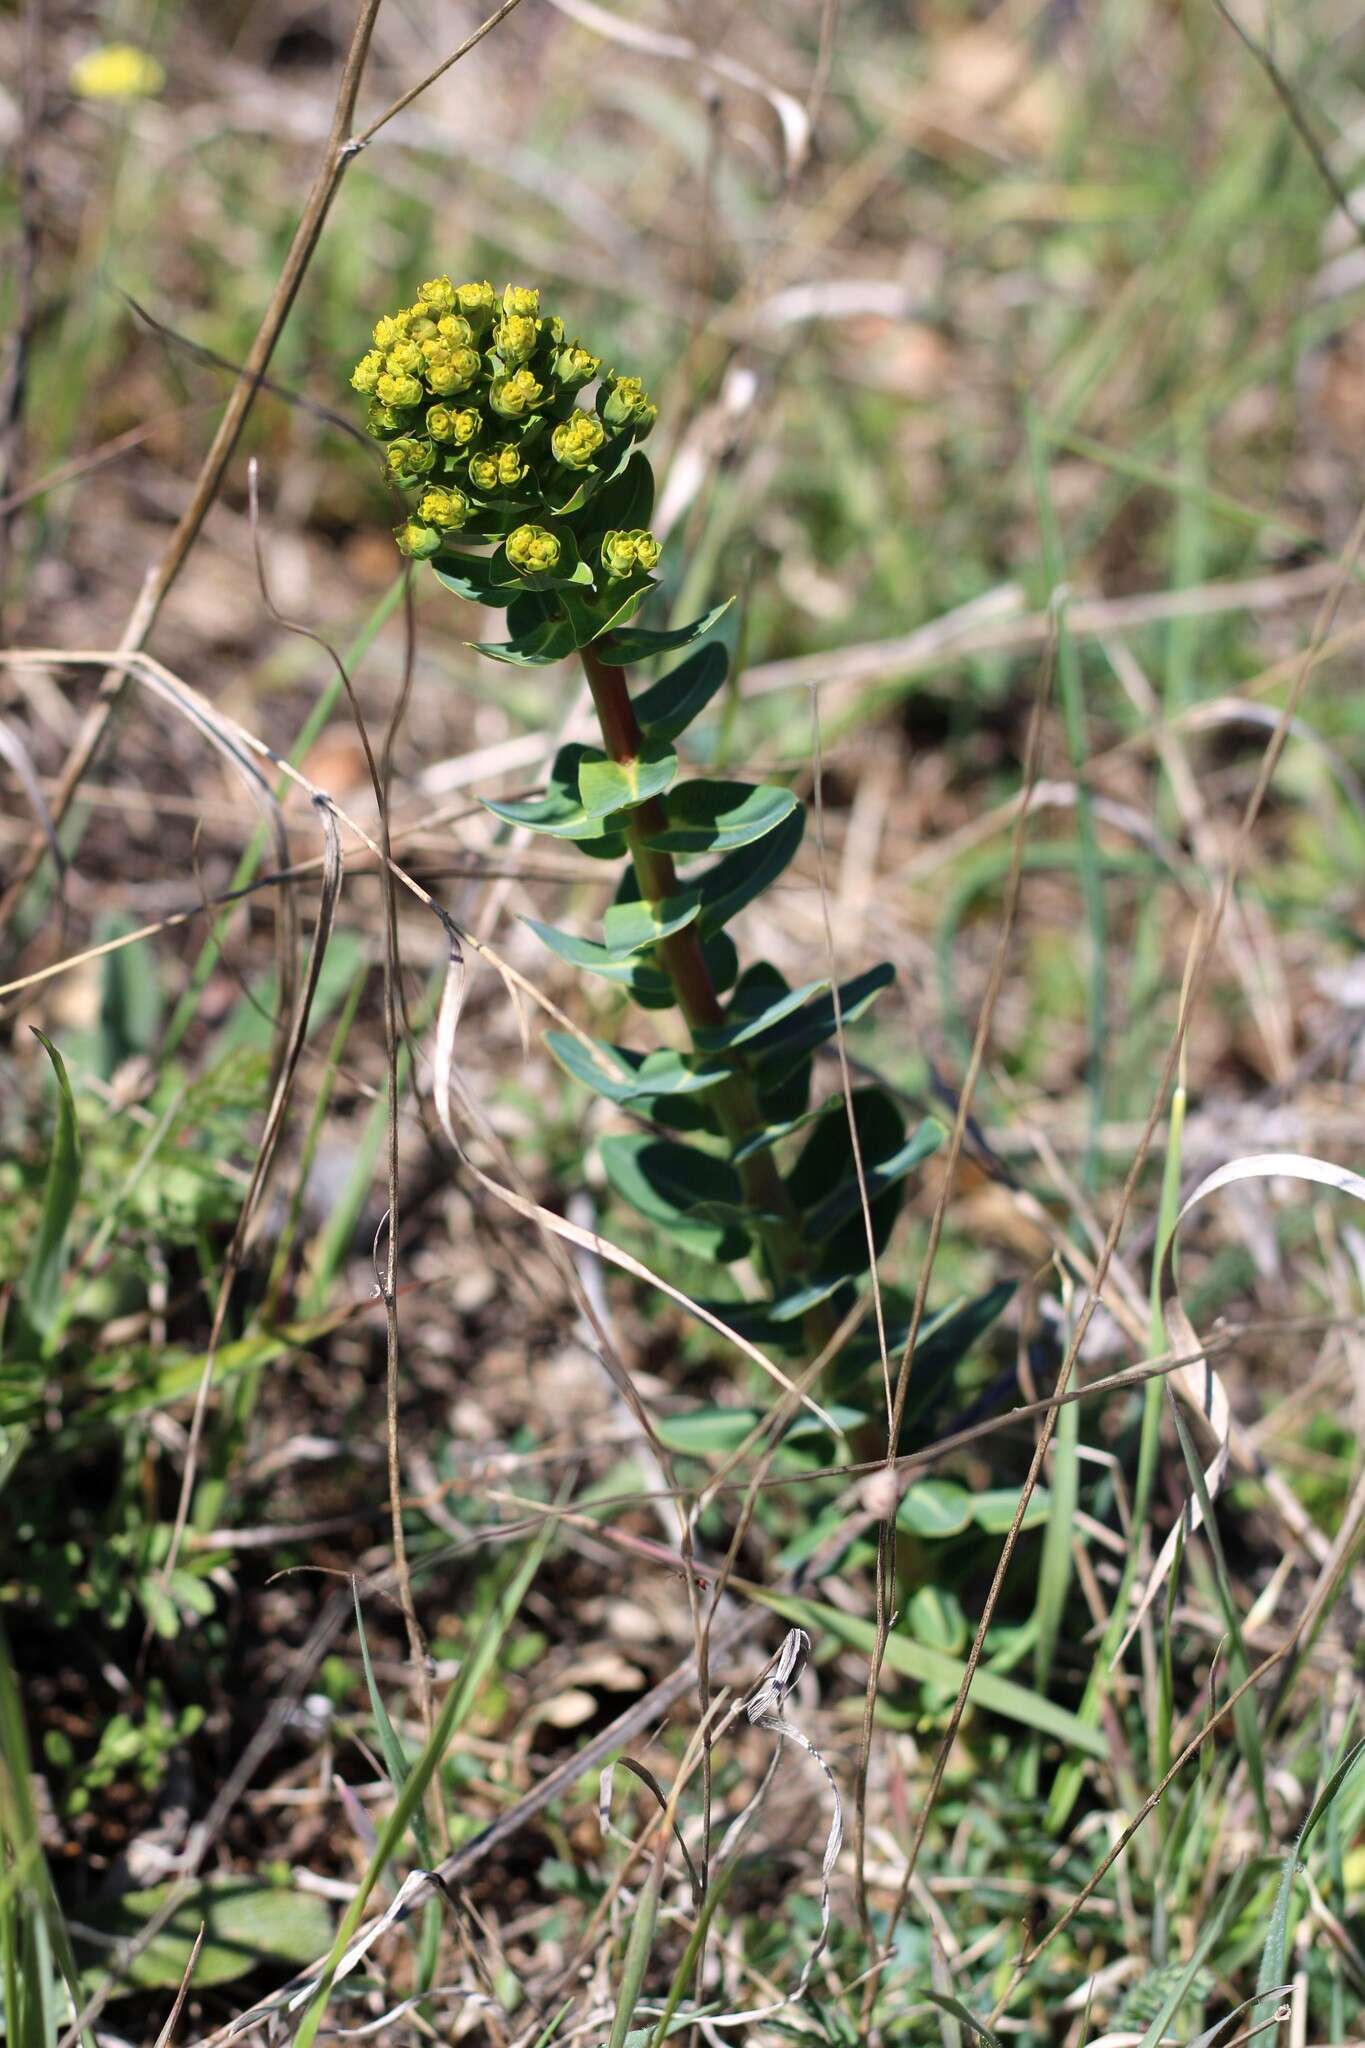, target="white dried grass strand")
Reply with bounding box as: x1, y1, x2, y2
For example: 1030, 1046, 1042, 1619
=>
1119, 1150, 1365, 1657
0, 715, 65, 898
658, 1629, 844, 2031
544, 0, 809, 178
